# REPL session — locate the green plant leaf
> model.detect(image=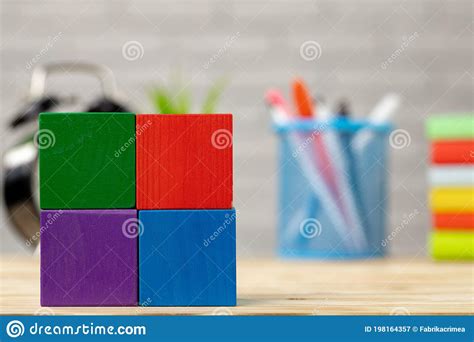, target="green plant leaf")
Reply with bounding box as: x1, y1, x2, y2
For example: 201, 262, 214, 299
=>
201, 78, 228, 113
148, 76, 228, 114
150, 87, 175, 114
175, 87, 191, 114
